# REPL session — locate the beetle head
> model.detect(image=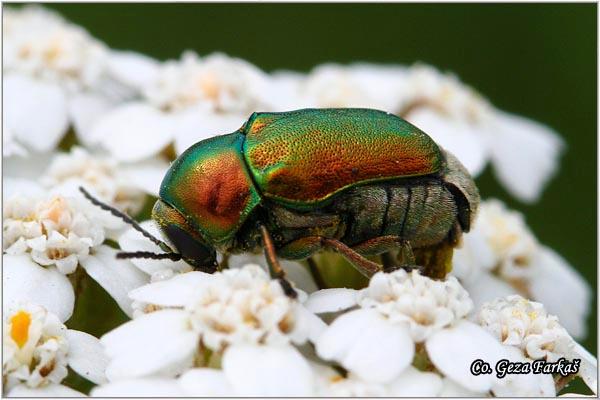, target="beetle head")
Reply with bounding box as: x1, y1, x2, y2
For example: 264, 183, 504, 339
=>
152, 199, 218, 272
